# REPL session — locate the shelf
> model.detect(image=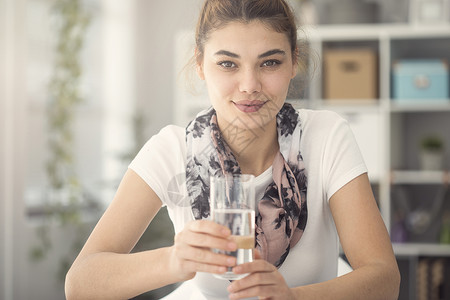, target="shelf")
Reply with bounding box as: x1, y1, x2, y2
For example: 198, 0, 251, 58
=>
304, 24, 450, 41
391, 170, 450, 185
313, 99, 381, 112
393, 243, 450, 257
390, 100, 450, 113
